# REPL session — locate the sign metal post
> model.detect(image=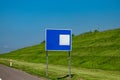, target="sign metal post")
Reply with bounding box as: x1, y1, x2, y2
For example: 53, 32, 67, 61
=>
46, 51, 48, 76
68, 51, 71, 79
